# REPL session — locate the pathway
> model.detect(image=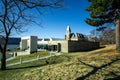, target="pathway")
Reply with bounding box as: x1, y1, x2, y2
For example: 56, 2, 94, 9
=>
6, 52, 62, 67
